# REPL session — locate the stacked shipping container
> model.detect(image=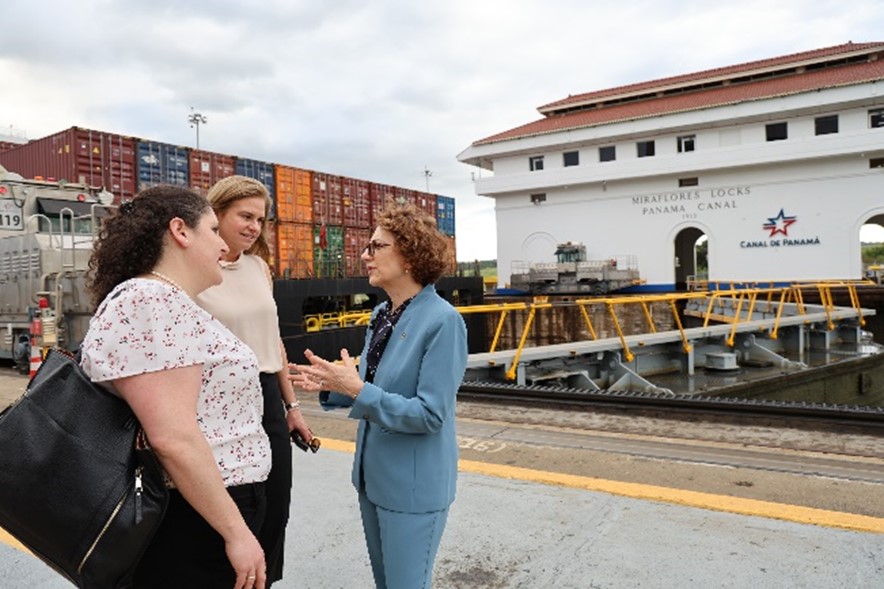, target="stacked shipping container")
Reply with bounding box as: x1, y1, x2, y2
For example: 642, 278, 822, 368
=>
189, 149, 236, 196
136, 140, 189, 192
274, 166, 314, 278
0, 126, 458, 277
0, 141, 26, 153
0, 127, 137, 202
